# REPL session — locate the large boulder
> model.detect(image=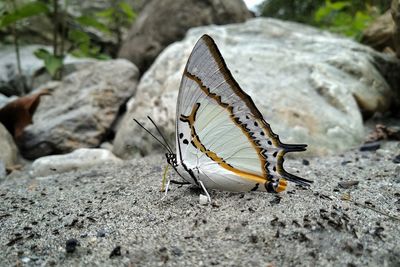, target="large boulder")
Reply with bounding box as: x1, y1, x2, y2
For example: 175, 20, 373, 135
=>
113, 18, 400, 158
118, 0, 251, 72
19, 59, 139, 159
